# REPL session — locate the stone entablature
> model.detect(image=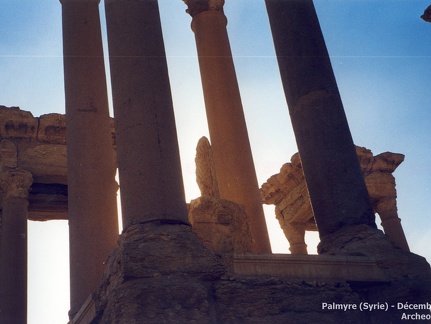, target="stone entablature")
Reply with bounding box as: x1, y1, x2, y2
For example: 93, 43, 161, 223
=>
261, 146, 409, 253
0, 105, 115, 221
